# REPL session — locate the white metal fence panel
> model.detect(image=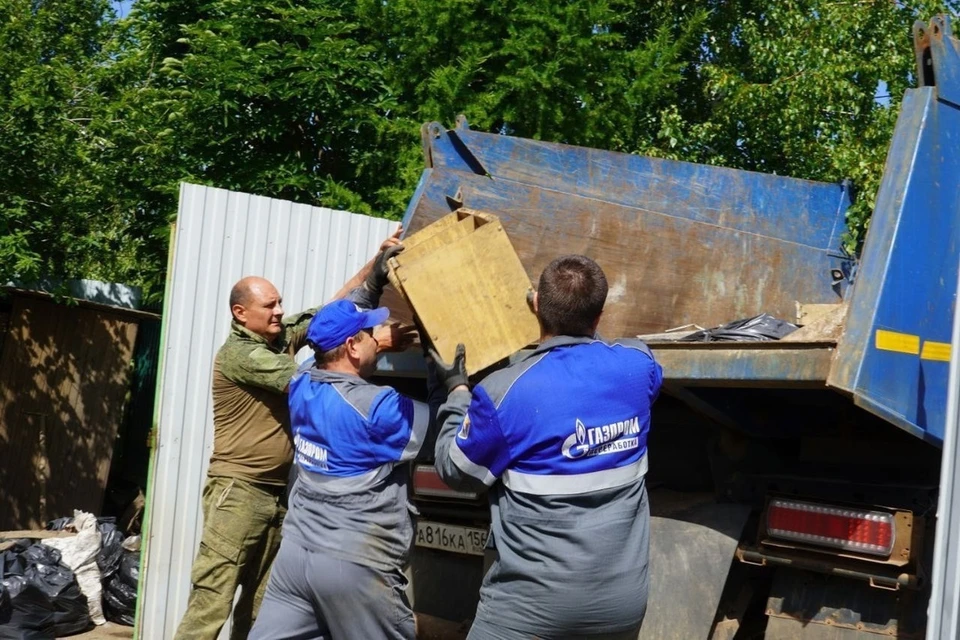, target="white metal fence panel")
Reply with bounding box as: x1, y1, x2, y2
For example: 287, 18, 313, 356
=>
139, 183, 396, 639
927, 271, 960, 639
